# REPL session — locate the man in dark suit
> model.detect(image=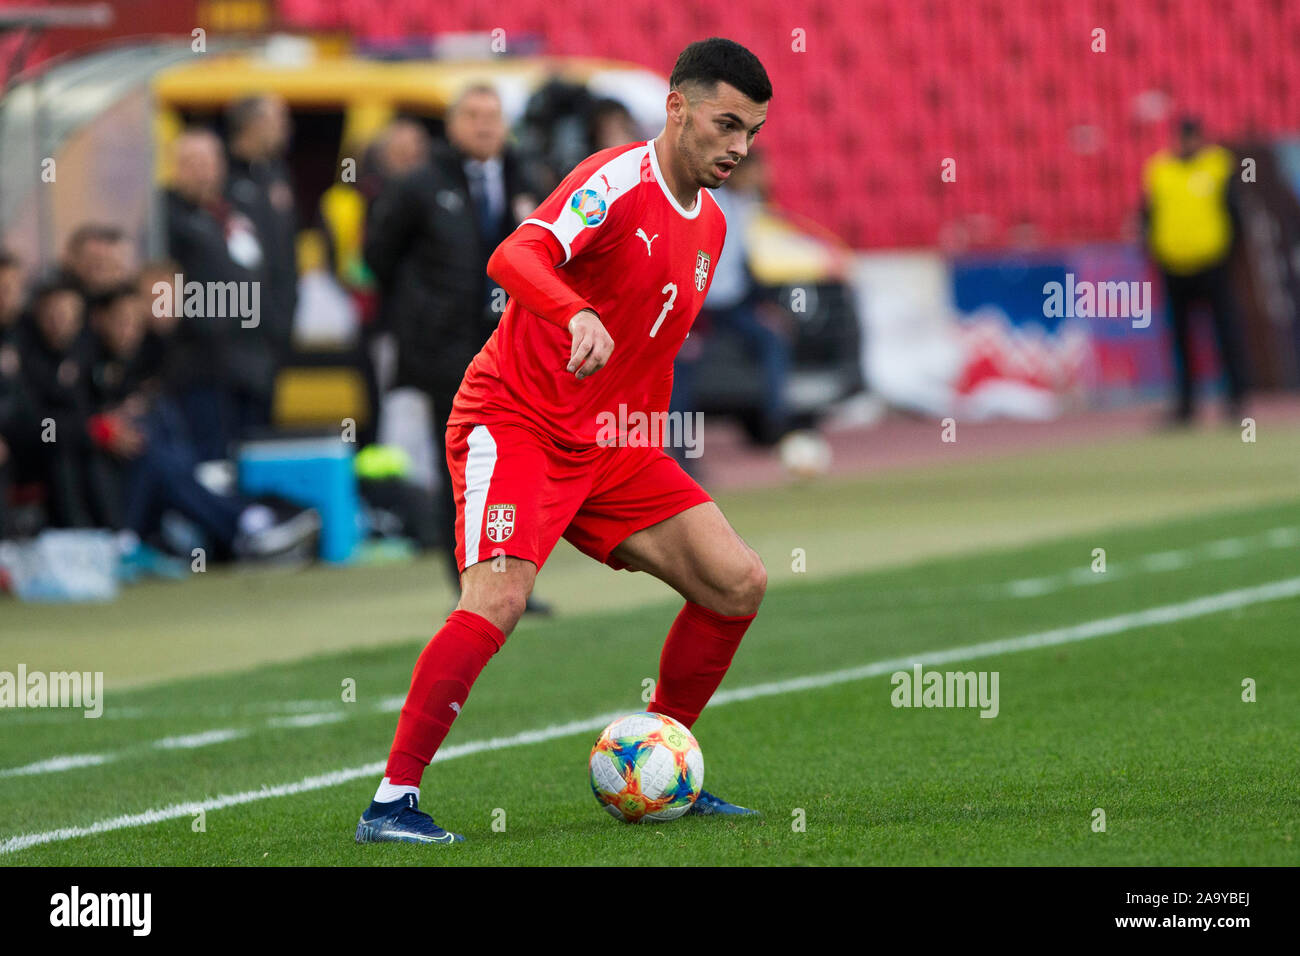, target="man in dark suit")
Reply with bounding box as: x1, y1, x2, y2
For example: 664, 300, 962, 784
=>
225, 95, 298, 398
163, 128, 268, 461
365, 85, 550, 610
